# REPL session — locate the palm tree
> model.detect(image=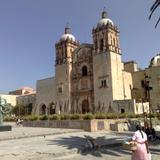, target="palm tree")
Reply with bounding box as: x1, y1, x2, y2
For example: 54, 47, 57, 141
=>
149, 0, 160, 28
